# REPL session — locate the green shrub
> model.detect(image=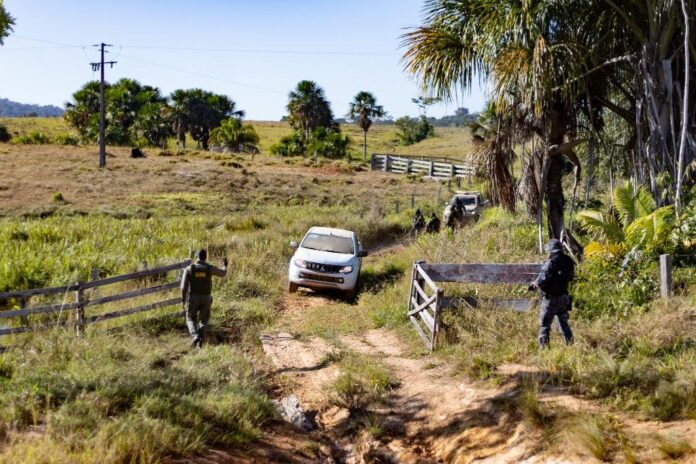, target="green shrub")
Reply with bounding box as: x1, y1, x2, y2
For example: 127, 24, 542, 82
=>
12, 131, 51, 145
54, 133, 79, 146
270, 132, 305, 156
307, 127, 350, 158
573, 254, 658, 319
394, 115, 434, 146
